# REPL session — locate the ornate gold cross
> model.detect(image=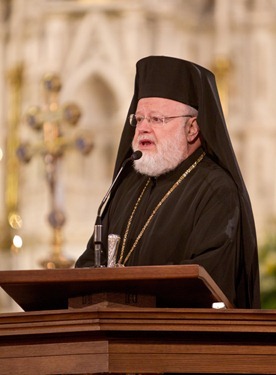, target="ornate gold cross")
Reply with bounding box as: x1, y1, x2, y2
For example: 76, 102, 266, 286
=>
17, 73, 93, 268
